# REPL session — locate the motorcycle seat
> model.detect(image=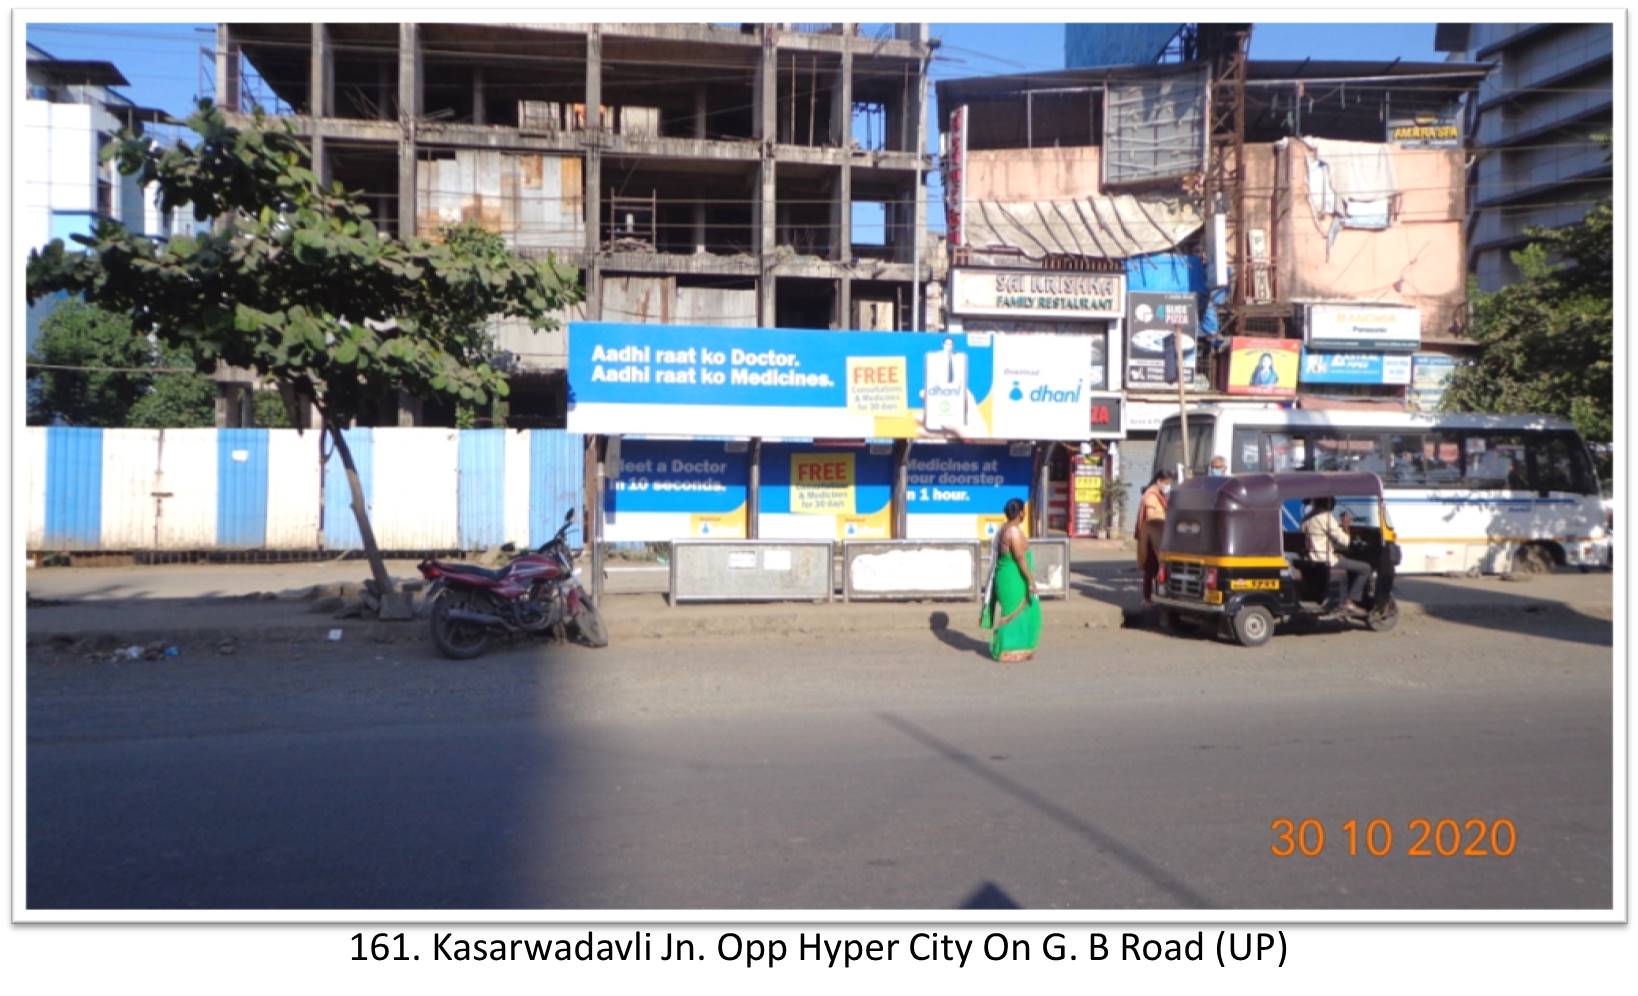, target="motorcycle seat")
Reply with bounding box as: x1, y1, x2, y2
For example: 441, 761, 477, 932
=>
431, 561, 512, 581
